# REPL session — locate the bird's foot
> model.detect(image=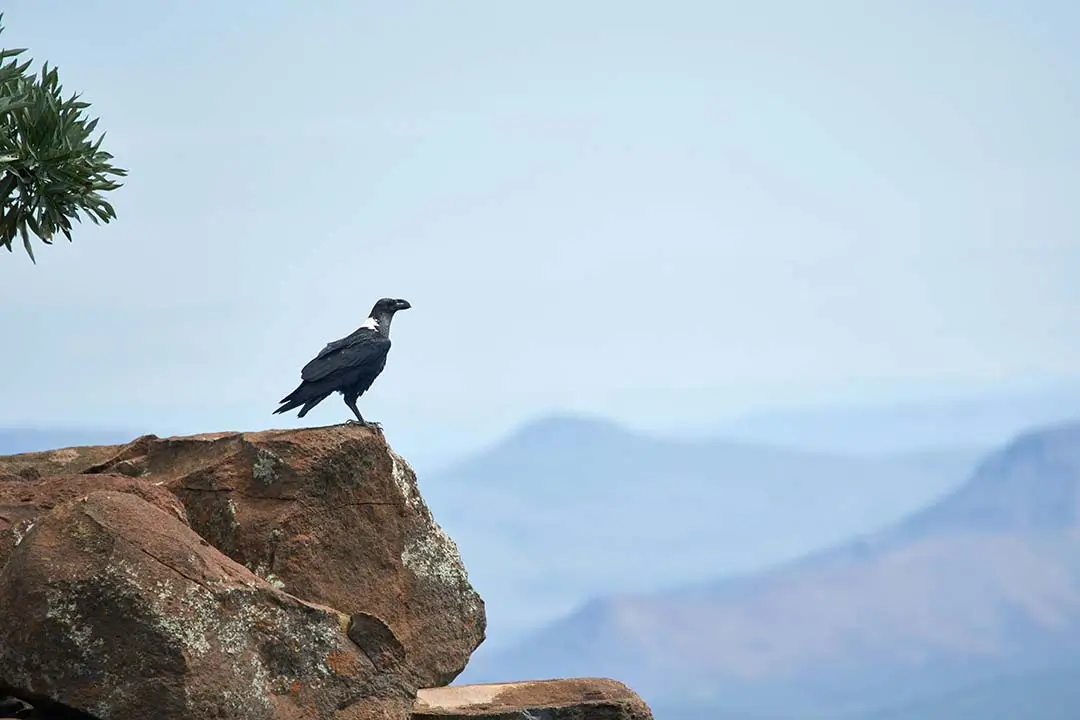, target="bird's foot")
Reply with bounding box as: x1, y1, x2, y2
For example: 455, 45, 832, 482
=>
344, 419, 383, 432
